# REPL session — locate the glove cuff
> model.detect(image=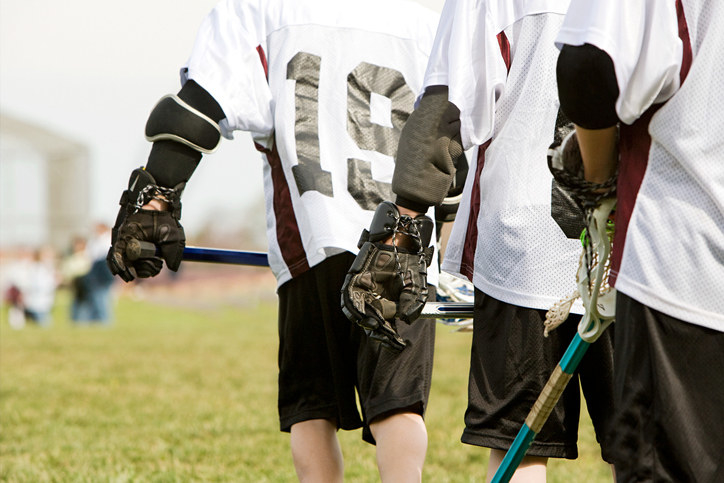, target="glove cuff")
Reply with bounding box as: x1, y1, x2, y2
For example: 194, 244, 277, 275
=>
394, 195, 431, 216
120, 167, 186, 219
362, 201, 434, 256
547, 129, 617, 210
